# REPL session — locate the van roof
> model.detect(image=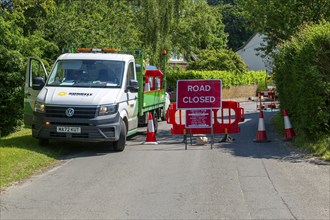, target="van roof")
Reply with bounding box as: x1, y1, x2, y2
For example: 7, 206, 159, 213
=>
58, 53, 134, 62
